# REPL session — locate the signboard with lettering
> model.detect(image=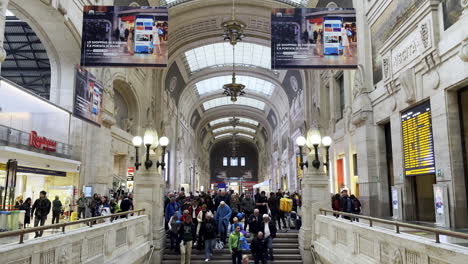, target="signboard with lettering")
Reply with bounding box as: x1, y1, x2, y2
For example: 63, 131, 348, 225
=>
29, 130, 57, 152
401, 101, 435, 176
